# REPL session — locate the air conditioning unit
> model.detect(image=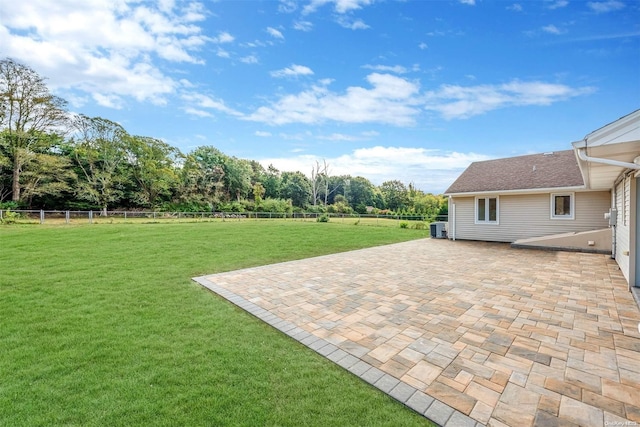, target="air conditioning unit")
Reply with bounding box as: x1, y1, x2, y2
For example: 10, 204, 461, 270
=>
430, 222, 447, 239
